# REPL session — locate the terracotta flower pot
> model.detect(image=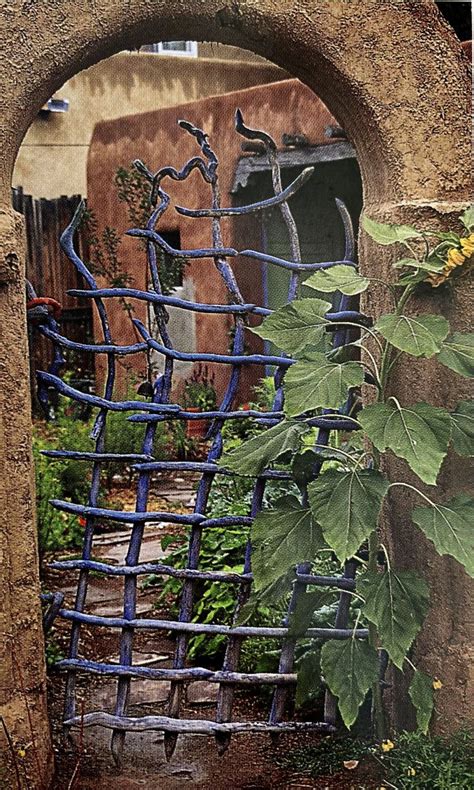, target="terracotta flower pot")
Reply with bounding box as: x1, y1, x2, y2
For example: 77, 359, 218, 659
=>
185, 407, 209, 438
